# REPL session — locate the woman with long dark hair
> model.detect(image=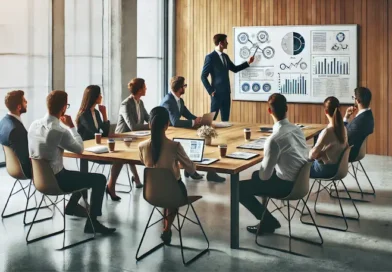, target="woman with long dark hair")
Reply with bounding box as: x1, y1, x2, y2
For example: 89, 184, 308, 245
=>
309, 96, 348, 178
138, 106, 197, 245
